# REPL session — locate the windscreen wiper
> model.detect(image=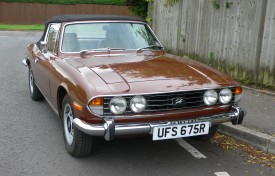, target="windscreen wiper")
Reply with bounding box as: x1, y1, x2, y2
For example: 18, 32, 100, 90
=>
80, 48, 125, 57
137, 45, 164, 52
